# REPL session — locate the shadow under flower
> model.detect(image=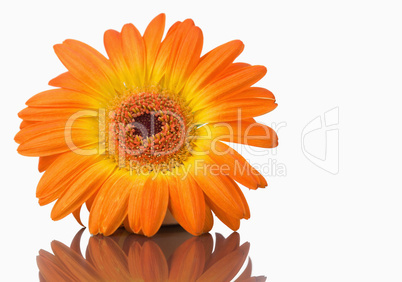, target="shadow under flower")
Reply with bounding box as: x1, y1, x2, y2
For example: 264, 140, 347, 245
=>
37, 226, 266, 282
